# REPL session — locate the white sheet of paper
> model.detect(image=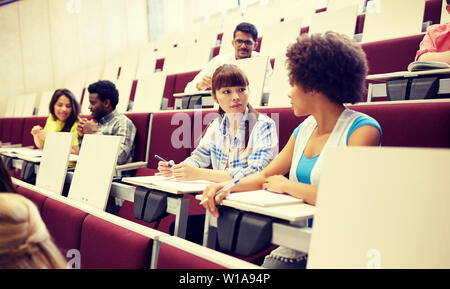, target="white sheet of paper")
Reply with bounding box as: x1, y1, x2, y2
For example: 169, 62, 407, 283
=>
225, 190, 303, 207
